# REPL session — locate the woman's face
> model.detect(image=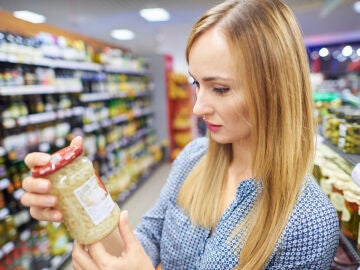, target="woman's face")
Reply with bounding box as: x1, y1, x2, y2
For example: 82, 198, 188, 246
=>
188, 27, 251, 145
